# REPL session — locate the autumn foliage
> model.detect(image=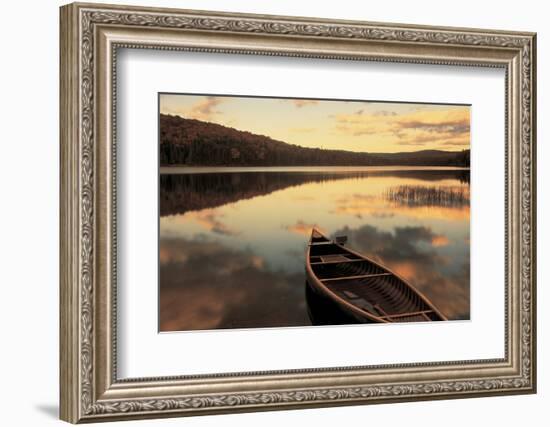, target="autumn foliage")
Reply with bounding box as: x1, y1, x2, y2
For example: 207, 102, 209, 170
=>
159, 114, 470, 167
